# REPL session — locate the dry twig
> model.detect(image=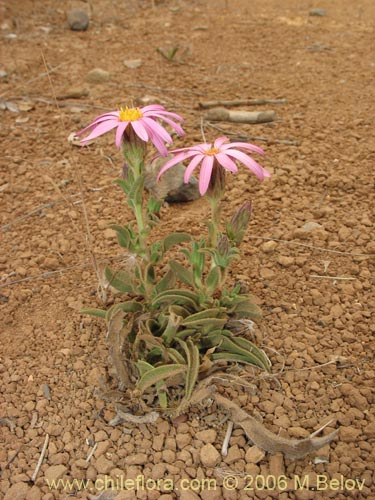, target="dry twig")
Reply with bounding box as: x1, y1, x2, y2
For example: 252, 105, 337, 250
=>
32, 434, 49, 482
